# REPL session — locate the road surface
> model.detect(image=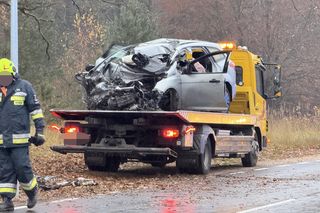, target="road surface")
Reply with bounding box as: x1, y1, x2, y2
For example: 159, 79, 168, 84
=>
14, 159, 320, 213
